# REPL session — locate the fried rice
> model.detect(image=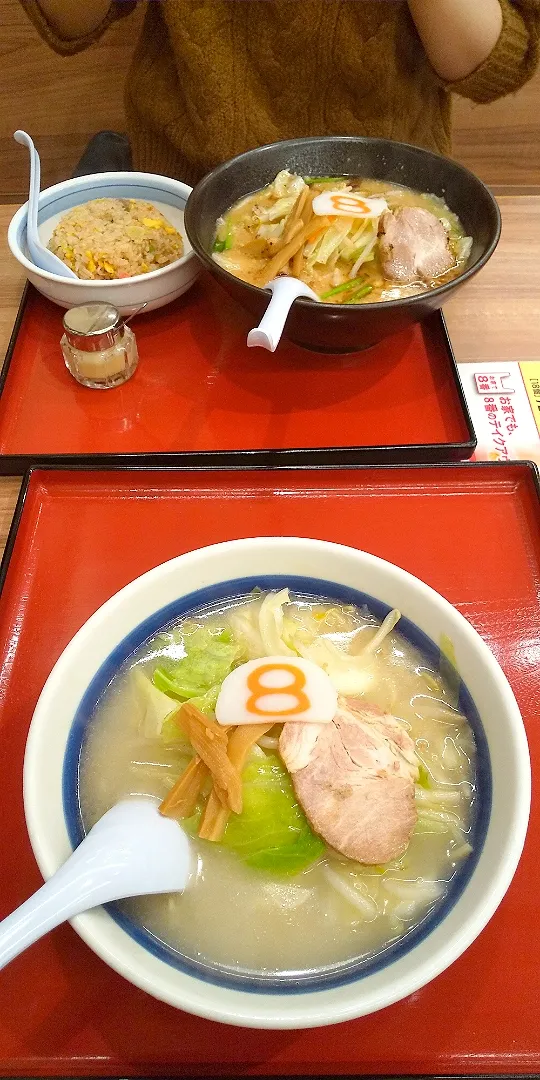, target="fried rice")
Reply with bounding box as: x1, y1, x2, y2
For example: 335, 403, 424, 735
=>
47, 198, 184, 280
